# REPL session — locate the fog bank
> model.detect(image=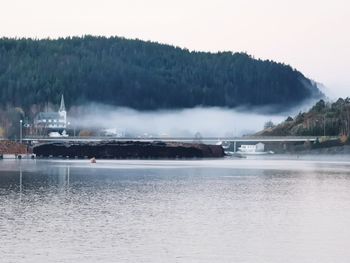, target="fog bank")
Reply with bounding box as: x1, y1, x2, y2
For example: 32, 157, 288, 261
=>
69, 105, 287, 137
